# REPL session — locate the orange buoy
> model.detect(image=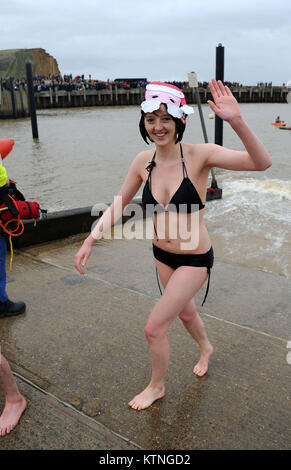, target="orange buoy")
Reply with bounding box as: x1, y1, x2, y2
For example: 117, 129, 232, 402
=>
0, 139, 14, 160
